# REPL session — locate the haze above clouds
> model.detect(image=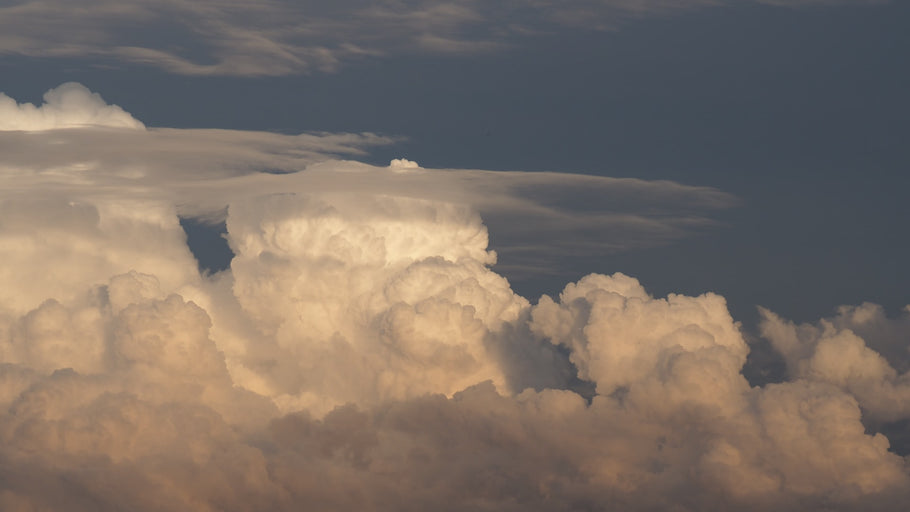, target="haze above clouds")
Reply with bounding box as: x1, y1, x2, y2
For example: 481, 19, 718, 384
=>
0, 0, 884, 75
0, 82, 909, 511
